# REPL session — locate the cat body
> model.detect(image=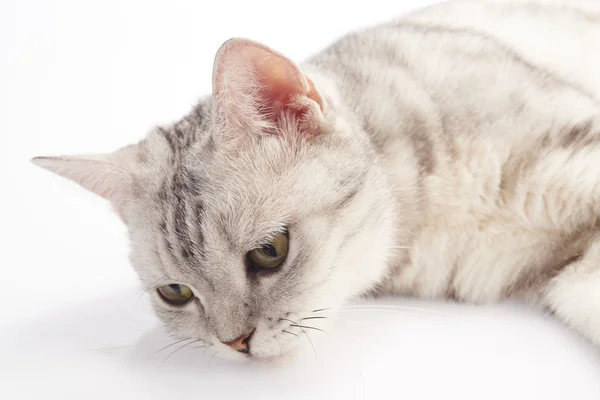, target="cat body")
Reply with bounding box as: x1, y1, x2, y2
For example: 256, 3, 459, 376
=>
34, 0, 600, 359
325, 0, 600, 300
